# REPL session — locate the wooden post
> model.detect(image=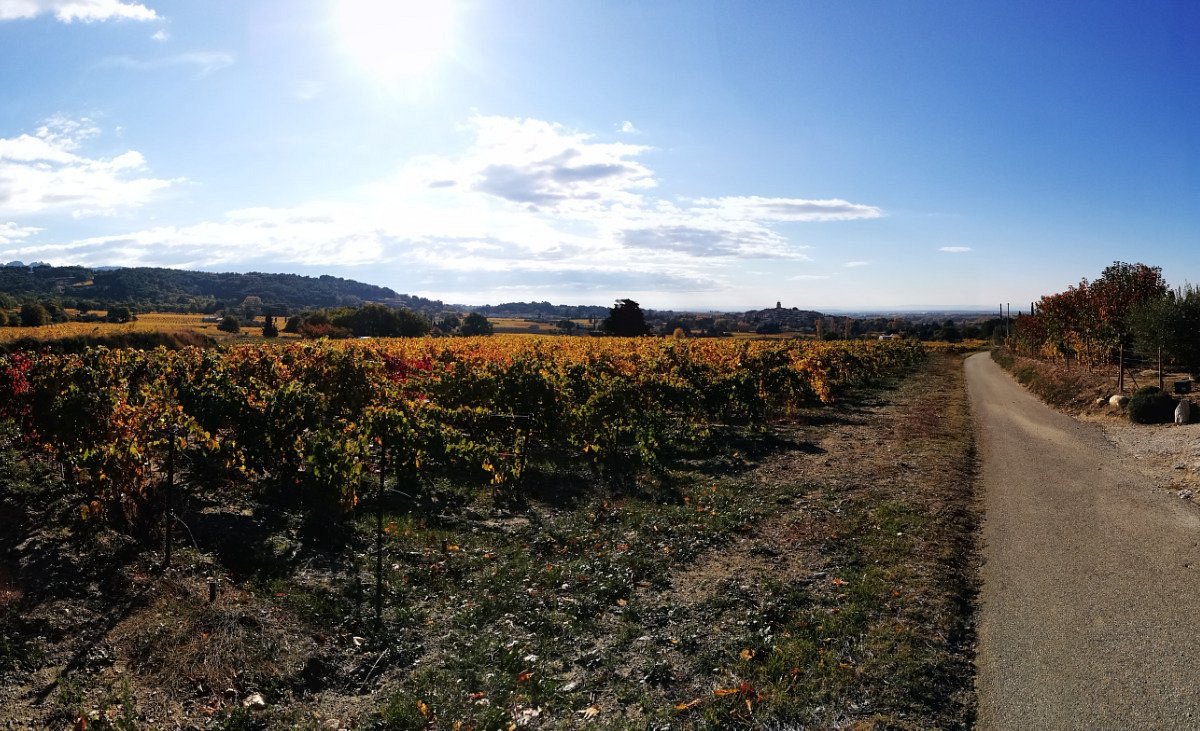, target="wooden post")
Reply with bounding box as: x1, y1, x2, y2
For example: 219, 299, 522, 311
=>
163, 426, 175, 570
1118, 341, 1125, 393
375, 441, 386, 628
1159, 345, 1164, 391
